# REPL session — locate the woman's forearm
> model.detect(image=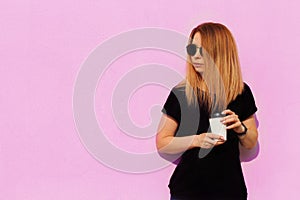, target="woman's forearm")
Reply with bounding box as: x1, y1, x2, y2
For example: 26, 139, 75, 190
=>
156, 135, 198, 154
238, 129, 258, 149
